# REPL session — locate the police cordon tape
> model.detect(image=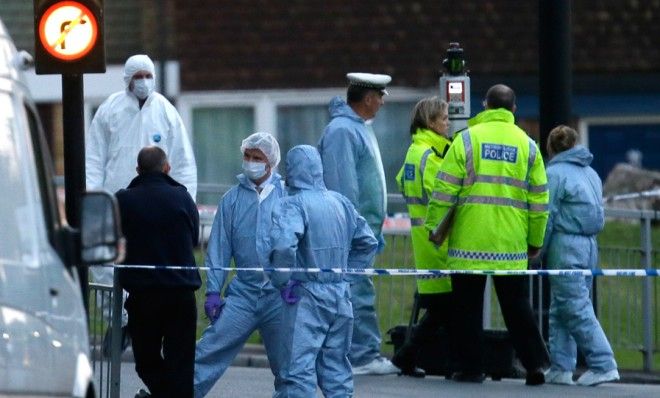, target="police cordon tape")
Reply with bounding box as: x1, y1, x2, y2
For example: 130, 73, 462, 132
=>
105, 264, 660, 277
